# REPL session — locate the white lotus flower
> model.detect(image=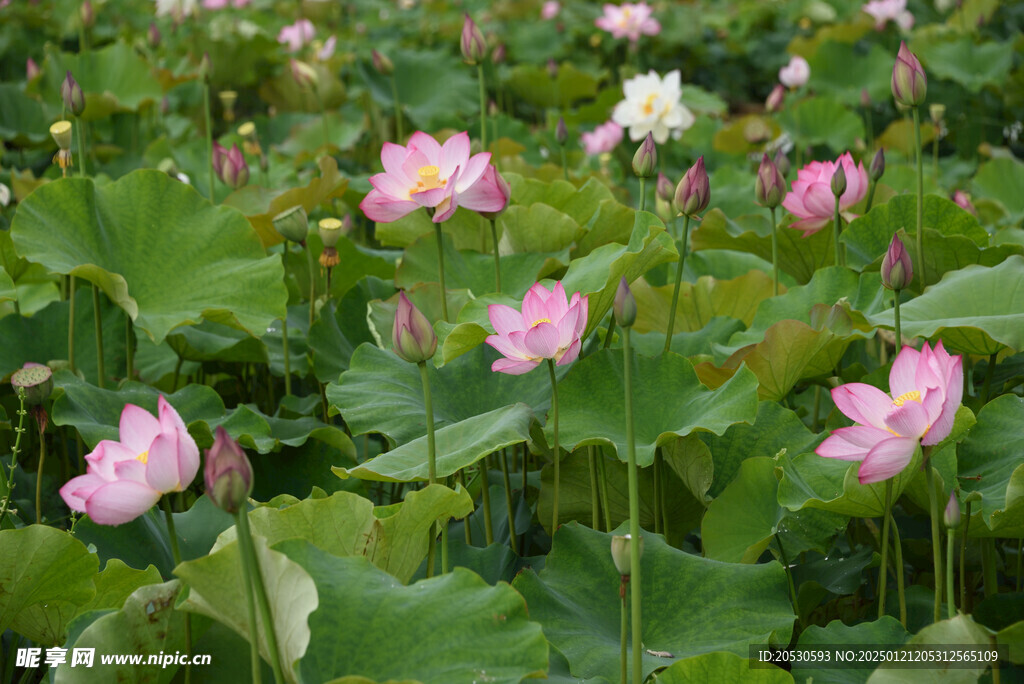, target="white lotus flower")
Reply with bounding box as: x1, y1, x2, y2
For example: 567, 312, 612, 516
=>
611, 70, 695, 144
155, 0, 198, 18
